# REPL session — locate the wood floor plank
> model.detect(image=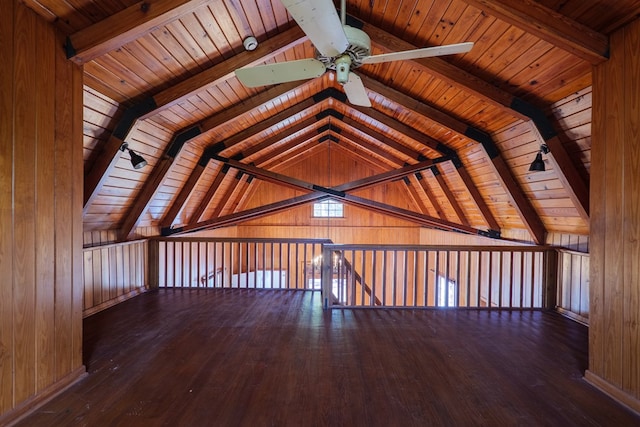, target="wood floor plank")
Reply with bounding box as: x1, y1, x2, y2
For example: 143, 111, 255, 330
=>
17, 290, 640, 427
